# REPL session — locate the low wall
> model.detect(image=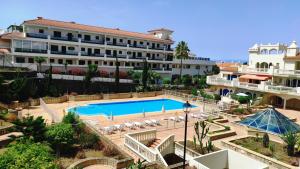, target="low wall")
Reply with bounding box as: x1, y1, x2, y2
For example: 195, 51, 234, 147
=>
0, 124, 14, 135
135, 92, 157, 98
43, 96, 68, 104
222, 137, 295, 169
208, 130, 237, 141
174, 142, 201, 161
103, 93, 132, 99
71, 95, 102, 101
